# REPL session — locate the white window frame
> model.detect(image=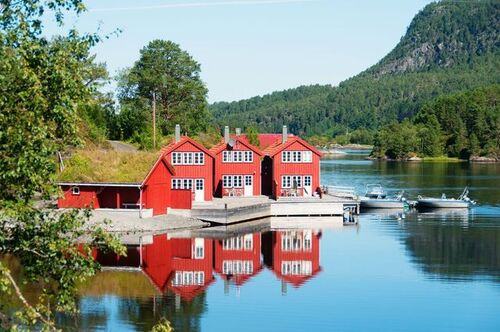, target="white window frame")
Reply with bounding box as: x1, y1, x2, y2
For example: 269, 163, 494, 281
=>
303, 151, 312, 163
282, 150, 314, 163
194, 238, 204, 259
172, 152, 182, 165
72, 187, 80, 195
304, 175, 312, 187
282, 176, 292, 188
244, 151, 253, 162
292, 175, 302, 188
223, 151, 231, 162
